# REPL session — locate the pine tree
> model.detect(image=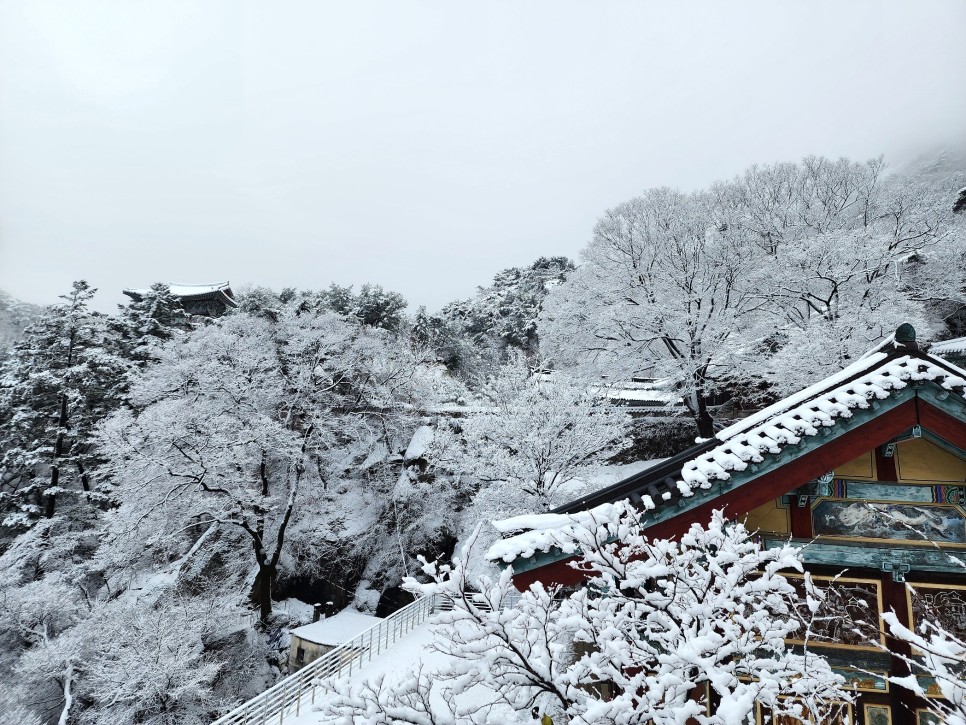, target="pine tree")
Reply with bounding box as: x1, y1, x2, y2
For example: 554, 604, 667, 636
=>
442, 256, 575, 357
0, 281, 126, 527
111, 283, 189, 365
